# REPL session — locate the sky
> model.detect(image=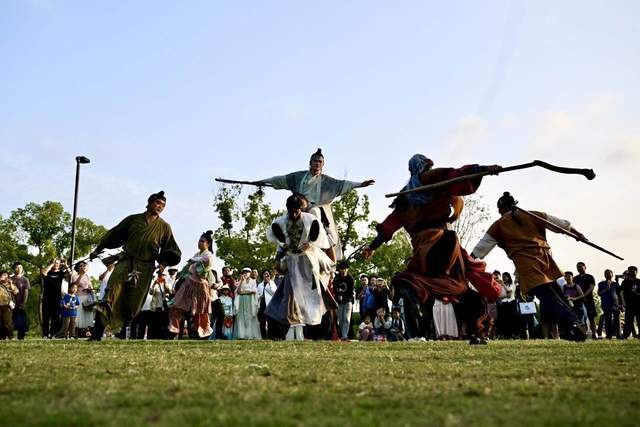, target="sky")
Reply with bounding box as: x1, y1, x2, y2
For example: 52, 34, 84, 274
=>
1, 1, 639, 280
